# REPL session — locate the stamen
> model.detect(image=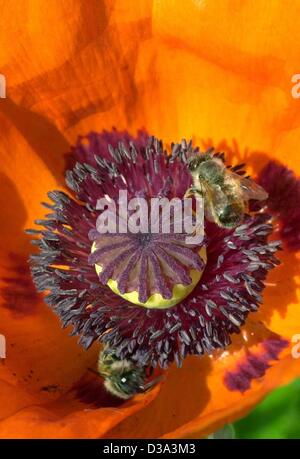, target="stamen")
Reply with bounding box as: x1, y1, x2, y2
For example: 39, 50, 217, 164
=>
27, 131, 281, 368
